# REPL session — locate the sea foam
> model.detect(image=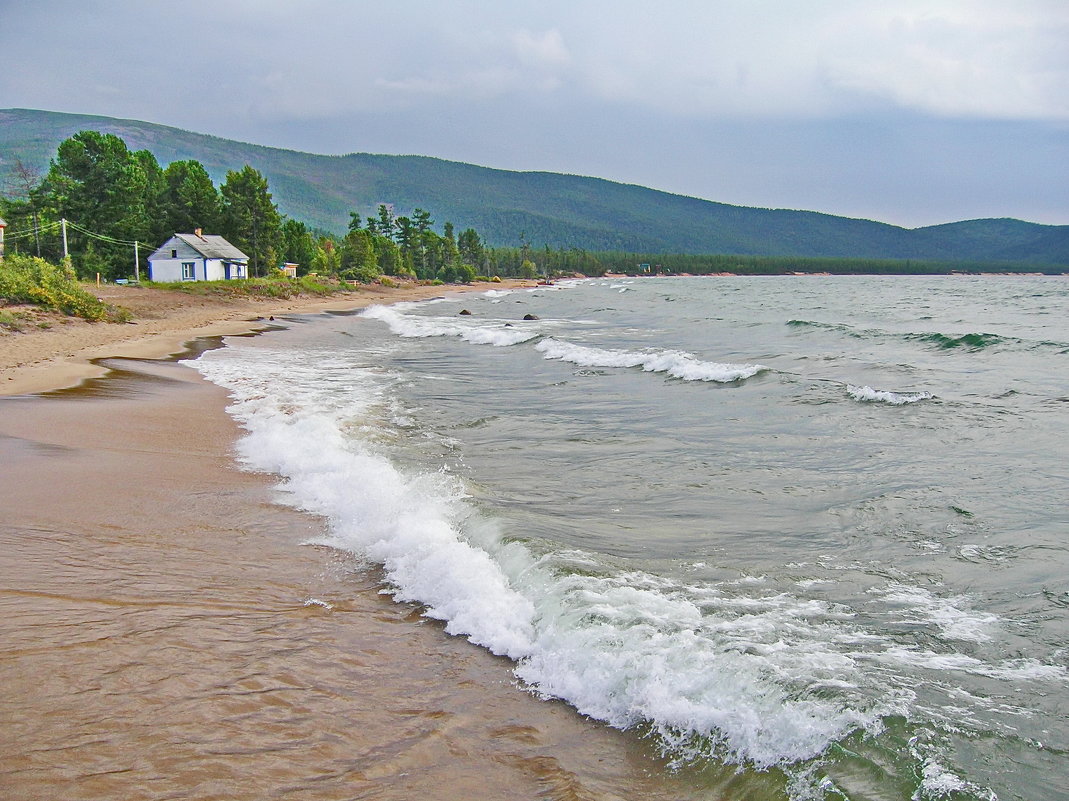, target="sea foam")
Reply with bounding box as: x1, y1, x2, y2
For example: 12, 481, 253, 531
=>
847, 385, 934, 405
187, 322, 1061, 797
361, 303, 539, 347
536, 338, 767, 382
189, 342, 896, 775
